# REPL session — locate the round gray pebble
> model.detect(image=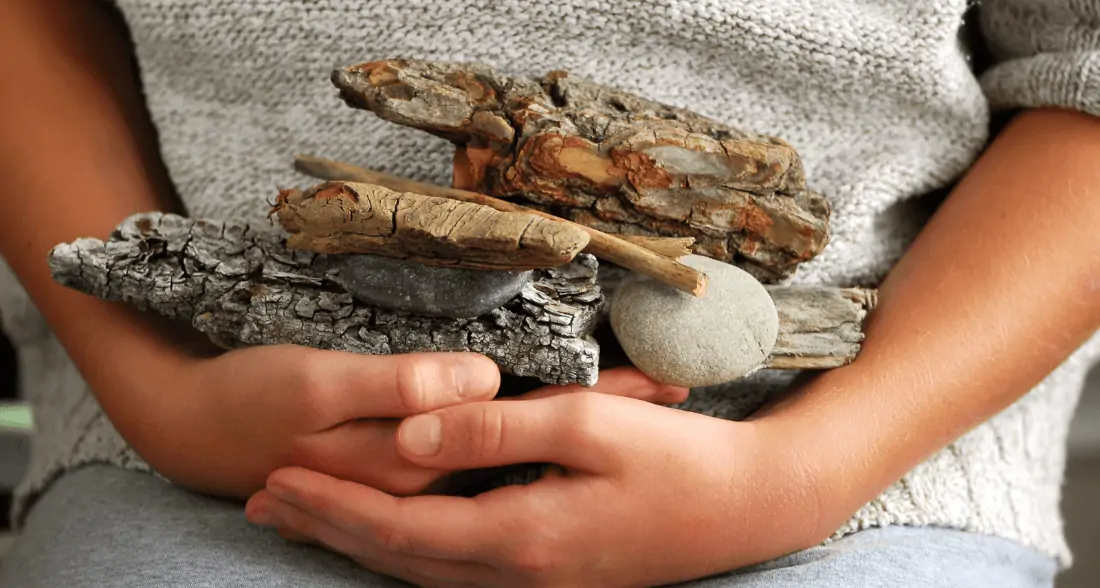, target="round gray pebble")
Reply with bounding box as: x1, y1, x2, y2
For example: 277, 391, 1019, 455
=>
610, 255, 779, 387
